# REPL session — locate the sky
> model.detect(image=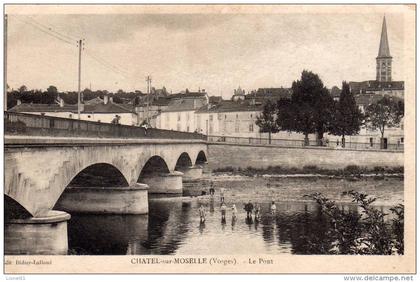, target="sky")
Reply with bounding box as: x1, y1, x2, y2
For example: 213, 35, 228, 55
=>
6, 10, 409, 99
